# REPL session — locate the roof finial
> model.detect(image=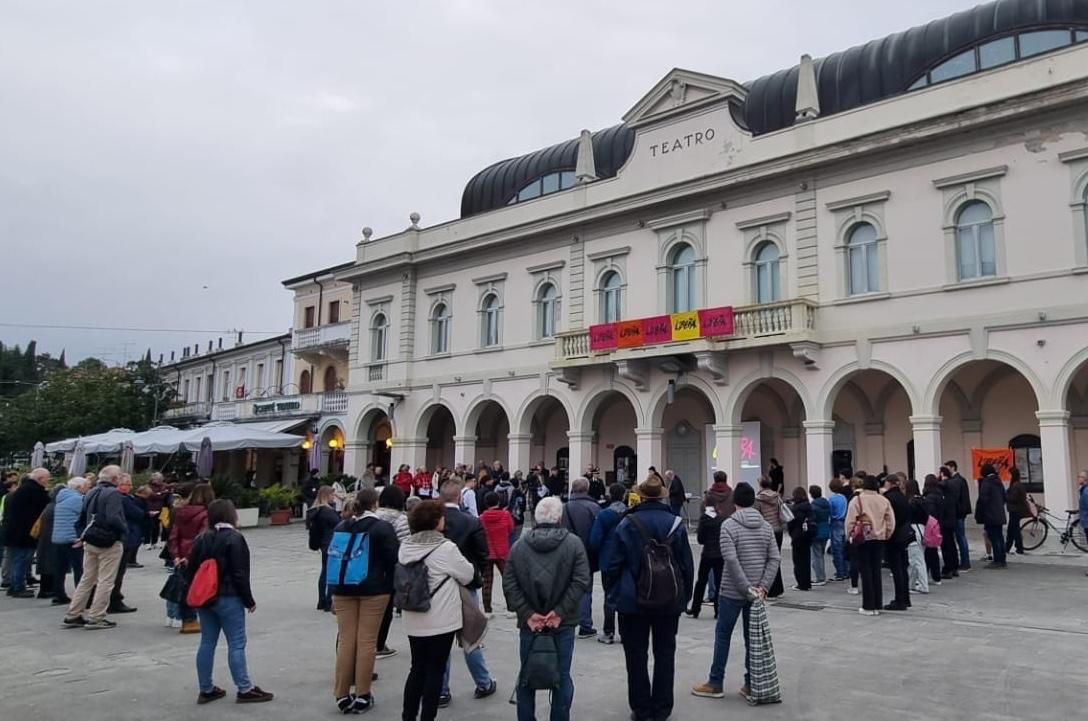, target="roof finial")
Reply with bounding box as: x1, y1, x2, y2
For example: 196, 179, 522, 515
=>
795, 54, 820, 122
575, 129, 597, 184
409, 212, 421, 229
361, 227, 373, 242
